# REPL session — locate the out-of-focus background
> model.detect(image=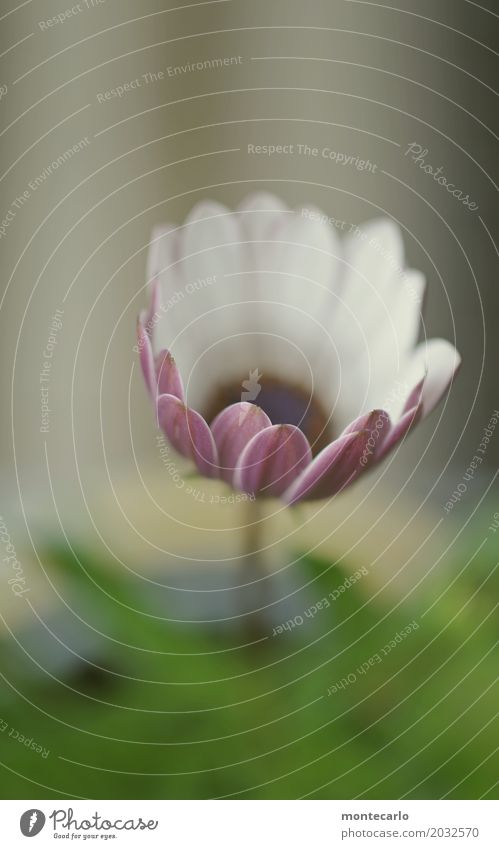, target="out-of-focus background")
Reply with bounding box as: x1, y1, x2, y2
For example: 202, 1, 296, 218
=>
0, 0, 497, 799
